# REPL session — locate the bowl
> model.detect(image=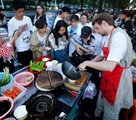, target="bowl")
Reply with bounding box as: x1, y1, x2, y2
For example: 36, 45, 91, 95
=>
0, 72, 13, 93
2, 82, 27, 103
14, 72, 34, 87
42, 58, 50, 62
46, 61, 54, 70
0, 96, 14, 120
14, 105, 28, 120
4, 117, 16, 120
27, 62, 46, 75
